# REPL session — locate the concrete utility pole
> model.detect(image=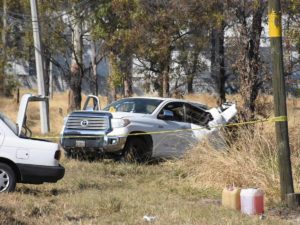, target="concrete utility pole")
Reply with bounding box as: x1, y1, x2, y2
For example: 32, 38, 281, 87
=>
30, 0, 49, 134
268, 0, 294, 202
